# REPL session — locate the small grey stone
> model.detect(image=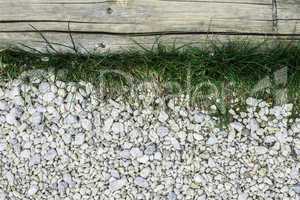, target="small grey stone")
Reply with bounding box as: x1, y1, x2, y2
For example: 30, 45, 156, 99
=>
62, 134, 71, 144
130, 148, 143, 158
134, 177, 149, 188
140, 168, 151, 178
0, 101, 8, 111
0, 189, 6, 200
238, 192, 248, 200
158, 111, 169, 122
103, 118, 113, 132
248, 118, 259, 132
4, 170, 14, 185
44, 148, 57, 160
29, 154, 41, 166
74, 133, 85, 145
0, 142, 5, 152
81, 119, 92, 131
144, 144, 156, 155
157, 126, 169, 137
43, 92, 56, 103
20, 149, 31, 159
170, 137, 181, 150
62, 173, 75, 187
6, 112, 17, 125
30, 112, 43, 125
255, 146, 268, 155
207, 135, 218, 145
230, 122, 244, 132
27, 184, 39, 196
110, 169, 120, 178
120, 150, 131, 159
194, 112, 205, 123
57, 181, 68, 193
64, 115, 78, 125
109, 178, 127, 191
292, 183, 300, 194
167, 192, 177, 200
39, 82, 50, 93
246, 97, 259, 107
111, 122, 124, 134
